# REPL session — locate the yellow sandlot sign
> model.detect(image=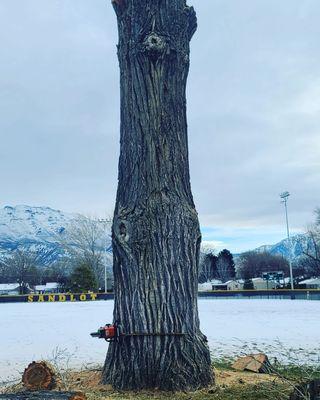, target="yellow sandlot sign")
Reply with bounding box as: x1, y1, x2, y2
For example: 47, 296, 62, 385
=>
28, 293, 98, 302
